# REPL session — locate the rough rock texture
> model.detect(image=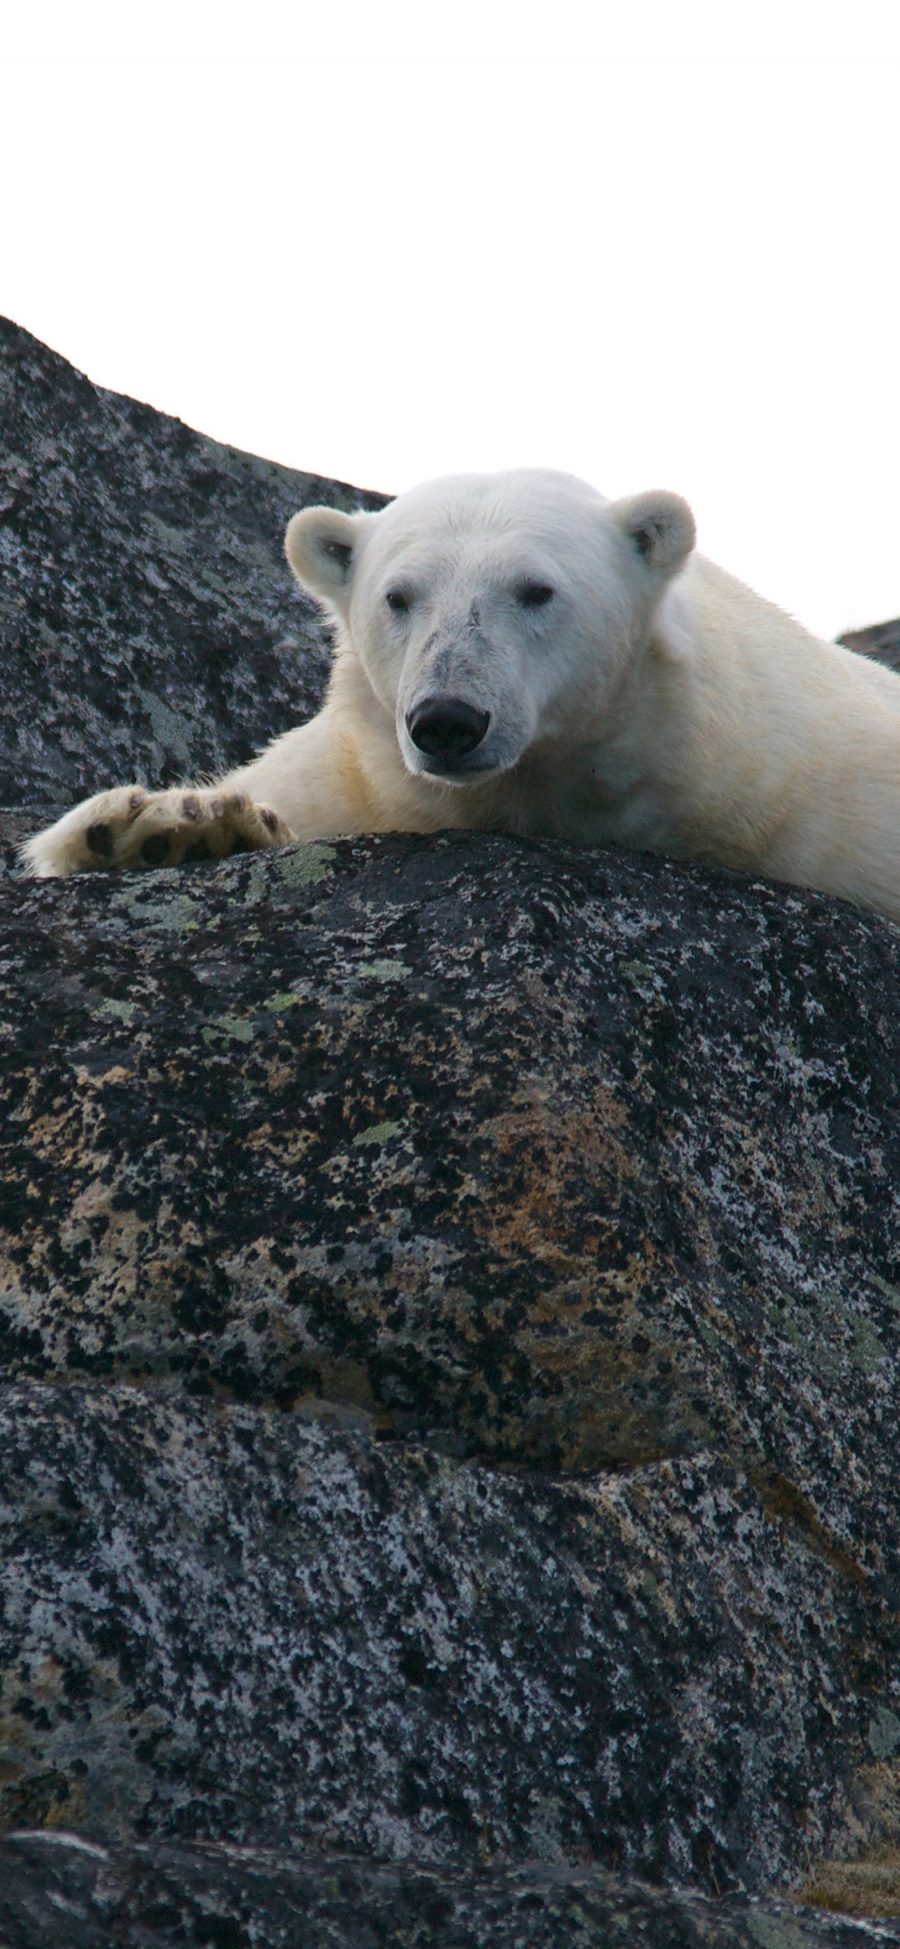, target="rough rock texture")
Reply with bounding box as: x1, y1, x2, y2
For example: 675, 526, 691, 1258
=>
2, 1834, 899, 1949
1, 319, 899, 1945
1, 836, 898, 1511
0, 316, 386, 805
0, 1365, 884, 1881
2, 833, 899, 1900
